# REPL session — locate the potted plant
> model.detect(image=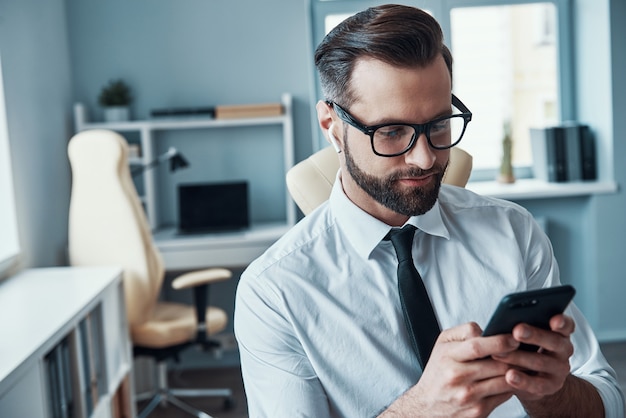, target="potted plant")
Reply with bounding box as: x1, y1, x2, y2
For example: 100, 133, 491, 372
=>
98, 79, 133, 122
